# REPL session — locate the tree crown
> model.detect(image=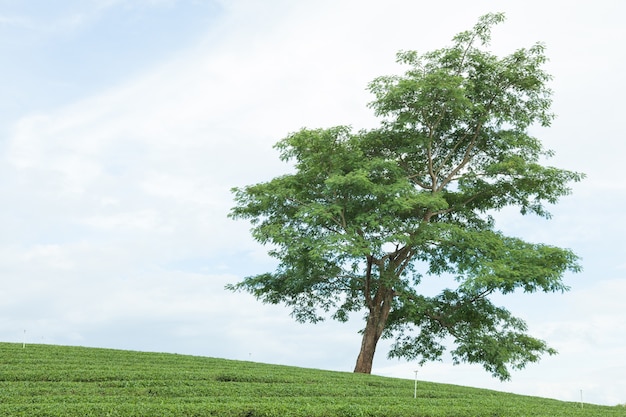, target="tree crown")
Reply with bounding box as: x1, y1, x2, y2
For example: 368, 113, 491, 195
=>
229, 13, 583, 380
